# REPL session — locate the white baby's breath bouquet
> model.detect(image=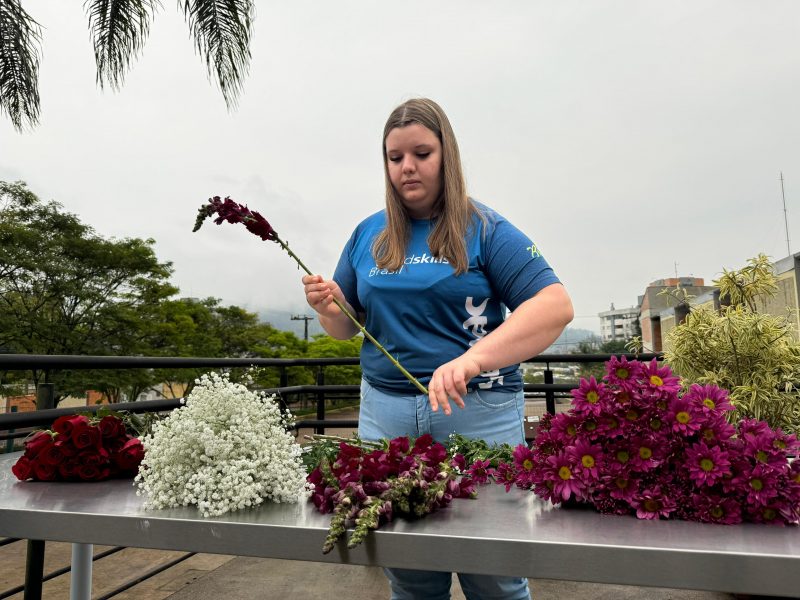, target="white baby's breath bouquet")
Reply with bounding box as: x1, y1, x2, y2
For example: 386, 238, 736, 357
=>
135, 372, 308, 517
